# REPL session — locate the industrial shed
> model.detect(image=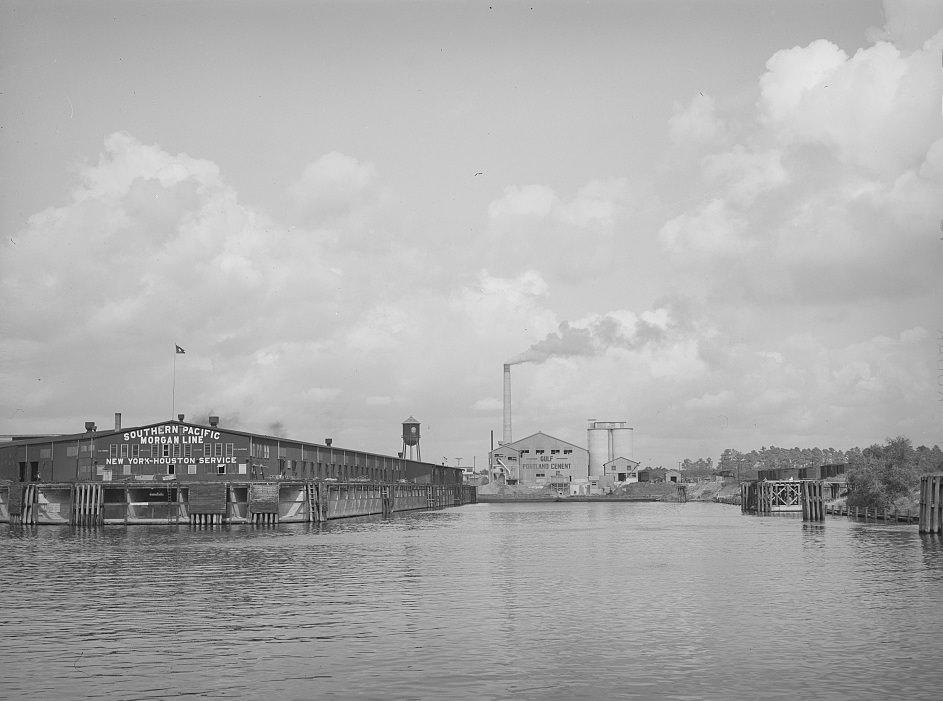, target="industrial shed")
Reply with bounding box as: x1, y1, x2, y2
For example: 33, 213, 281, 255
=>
0, 415, 460, 487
